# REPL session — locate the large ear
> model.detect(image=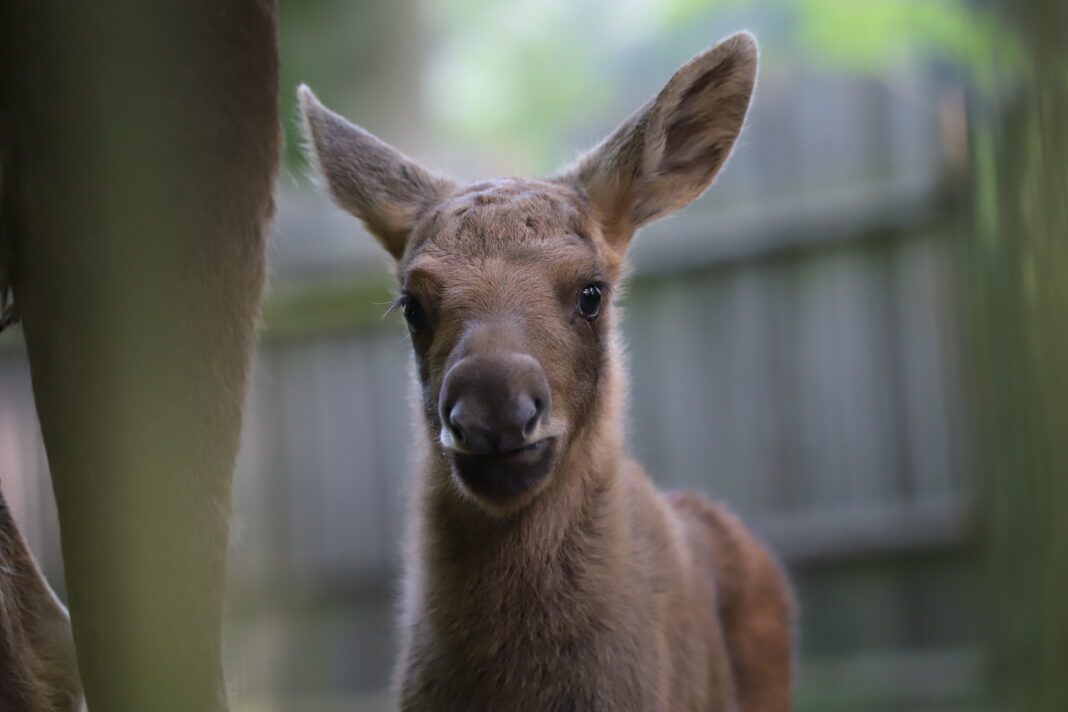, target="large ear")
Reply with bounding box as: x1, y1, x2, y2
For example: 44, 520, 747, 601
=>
561, 32, 757, 251
298, 85, 454, 260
